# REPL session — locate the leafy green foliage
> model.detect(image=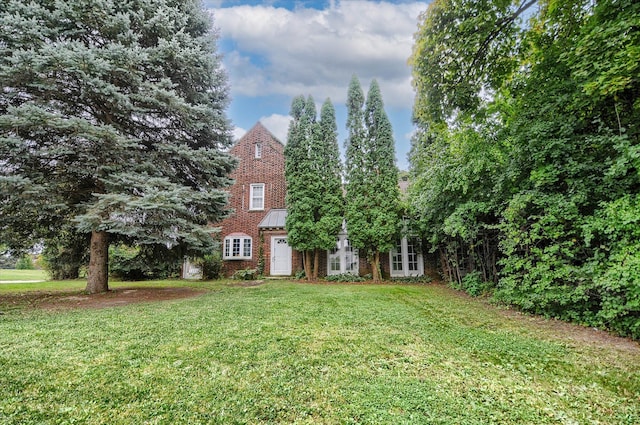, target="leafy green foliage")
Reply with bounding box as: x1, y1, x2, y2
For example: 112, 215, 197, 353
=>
108, 244, 181, 281
194, 252, 223, 280
14, 255, 34, 270
410, 0, 640, 337
41, 229, 89, 280
390, 275, 432, 284
232, 268, 258, 280
324, 273, 367, 283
